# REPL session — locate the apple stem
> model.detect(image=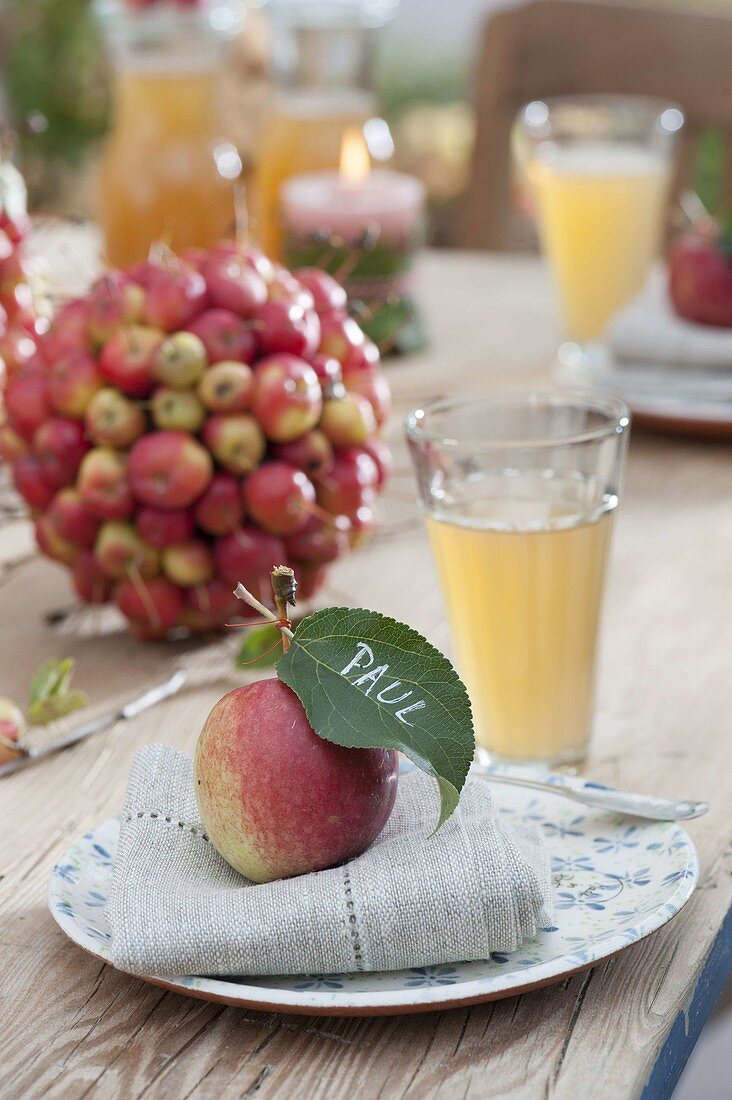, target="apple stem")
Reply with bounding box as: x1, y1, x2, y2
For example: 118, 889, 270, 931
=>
232, 581, 295, 645
270, 566, 297, 653
233, 181, 250, 248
